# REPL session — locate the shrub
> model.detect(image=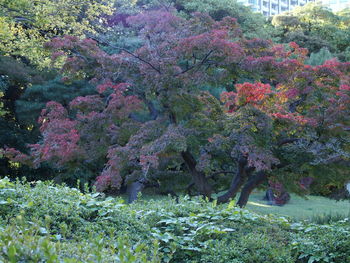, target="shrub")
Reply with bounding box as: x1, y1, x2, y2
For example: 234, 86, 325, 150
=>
0, 178, 349, 263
